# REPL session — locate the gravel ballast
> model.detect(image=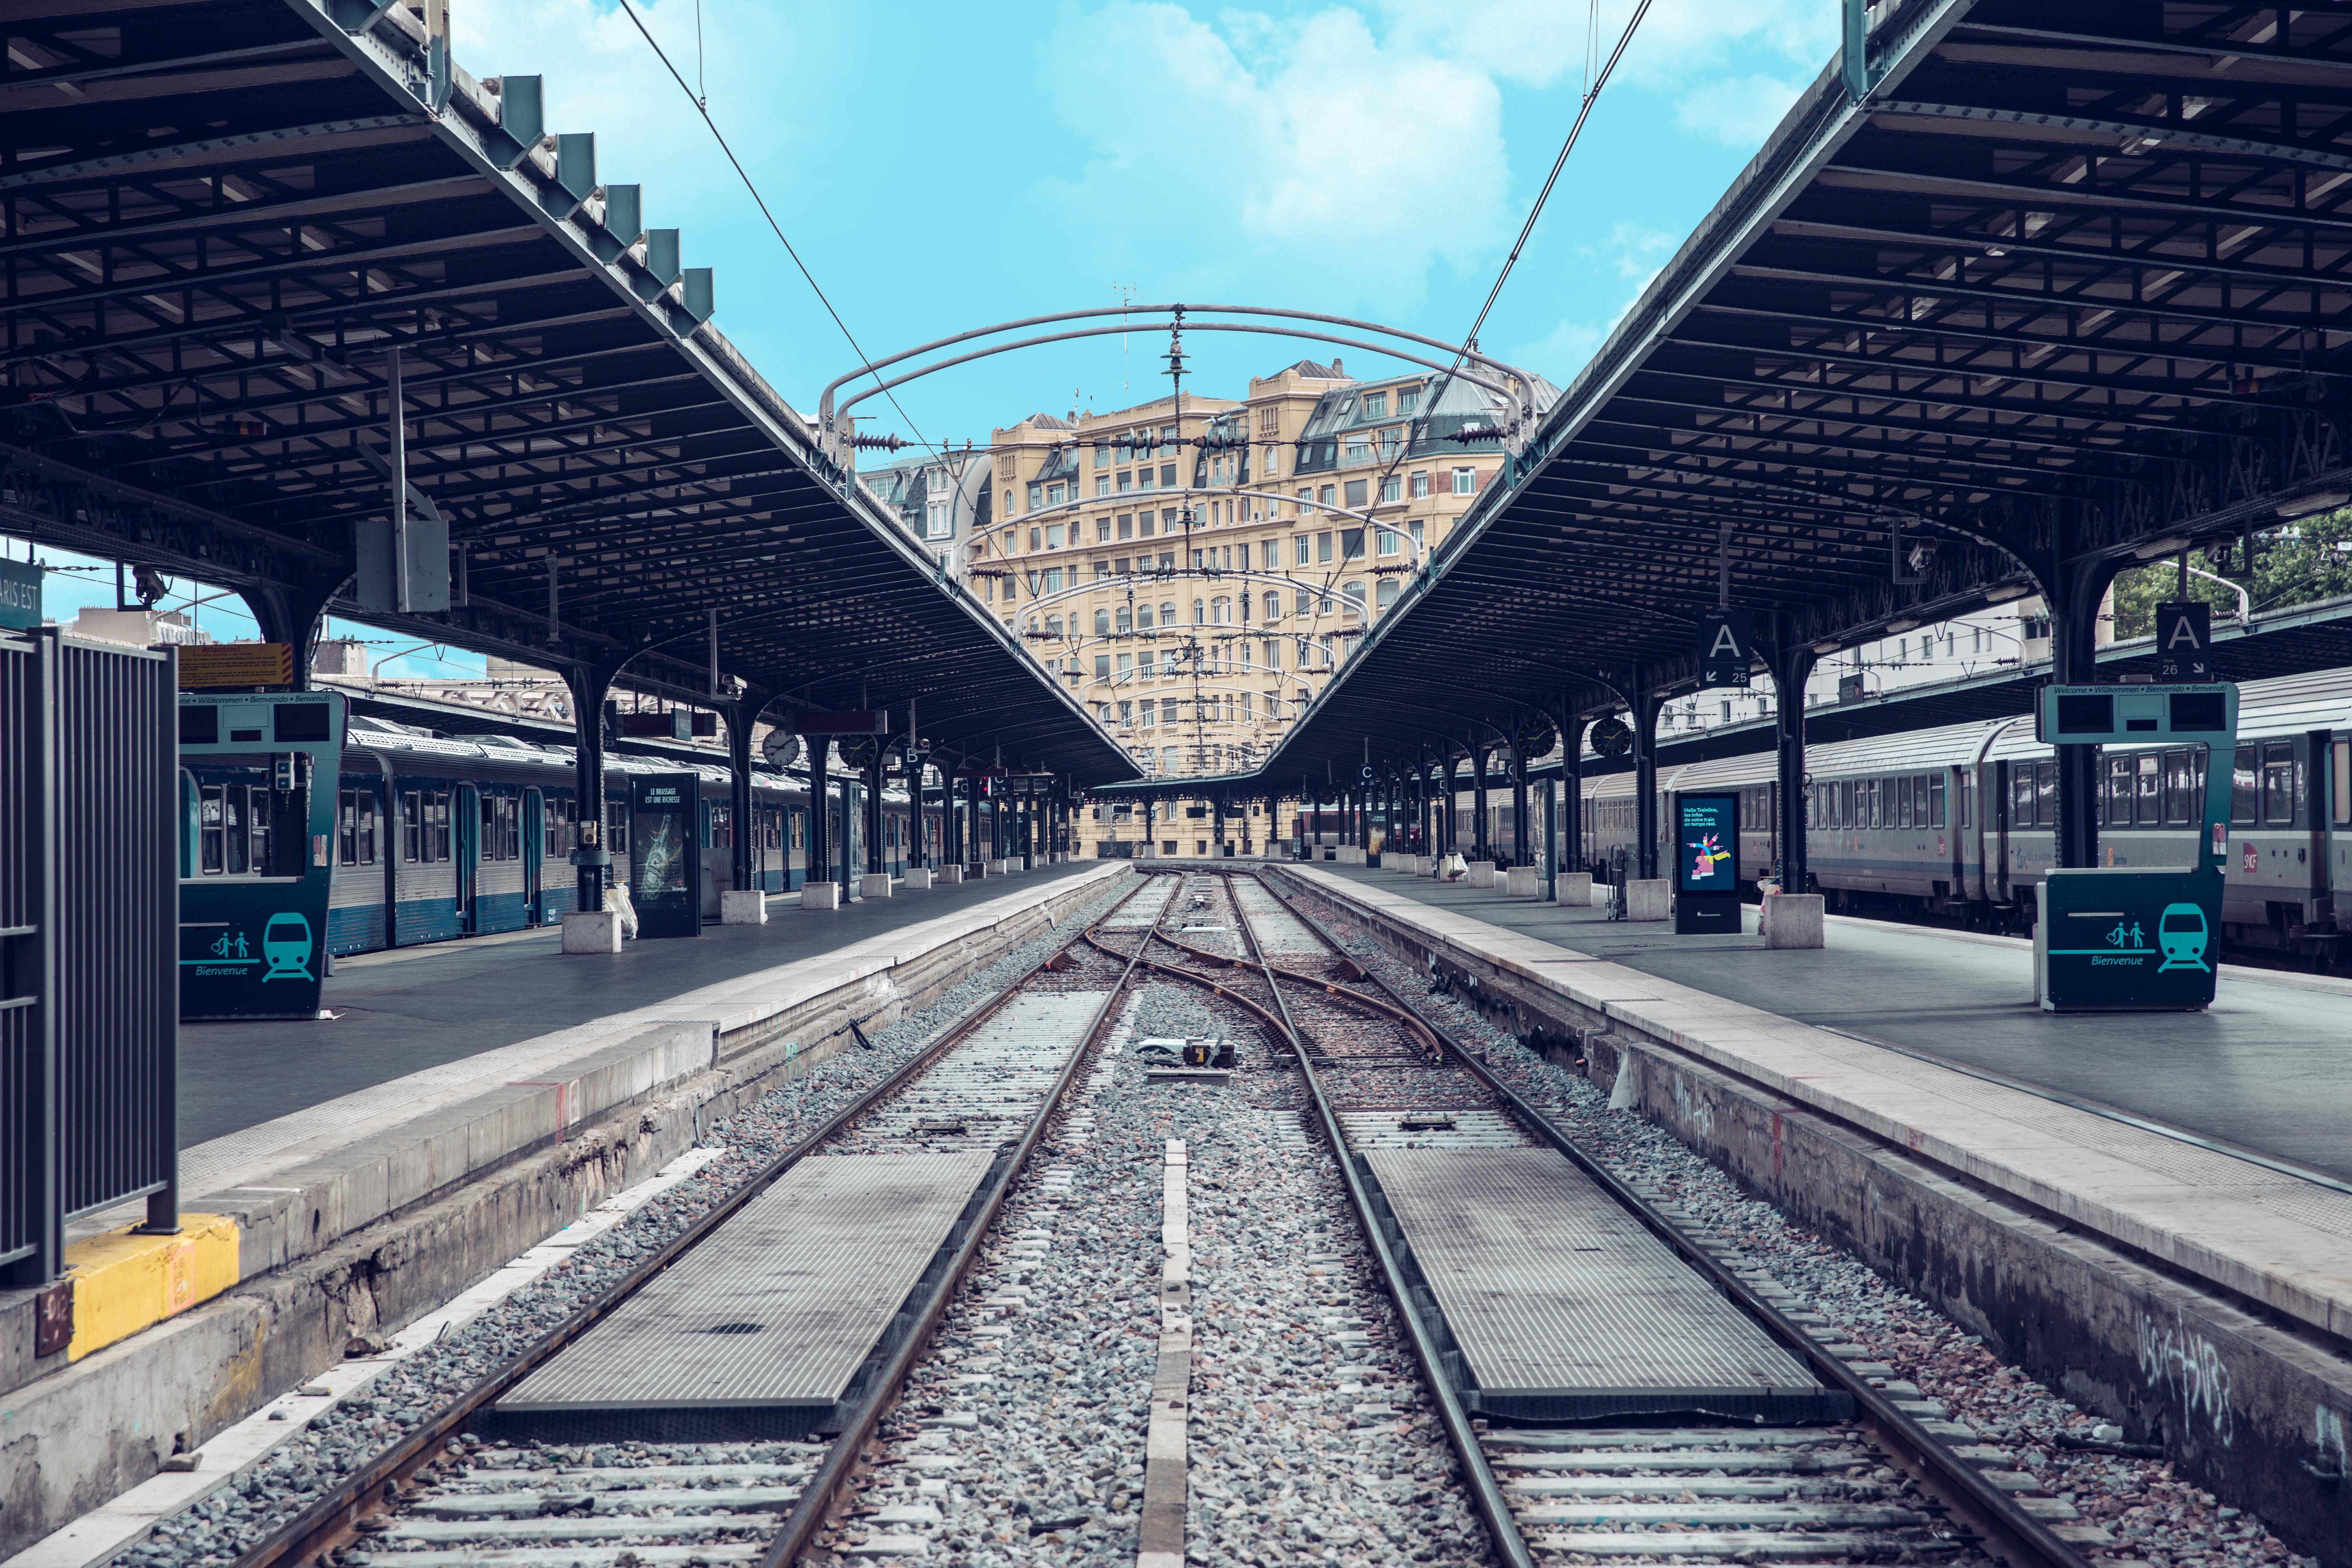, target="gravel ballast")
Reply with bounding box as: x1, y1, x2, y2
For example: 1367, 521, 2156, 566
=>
1298, 886, 2322, 1568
